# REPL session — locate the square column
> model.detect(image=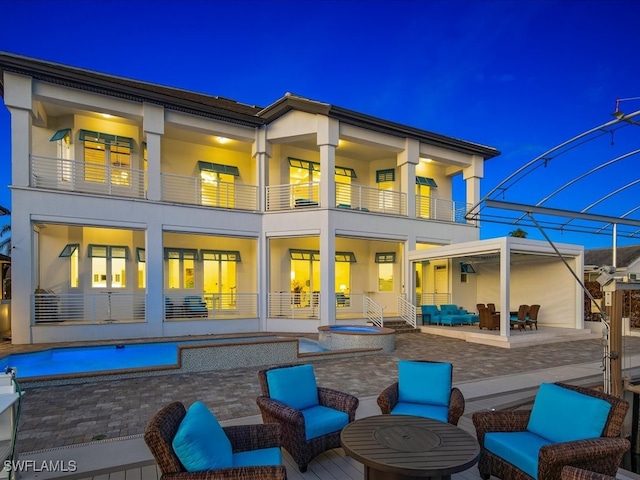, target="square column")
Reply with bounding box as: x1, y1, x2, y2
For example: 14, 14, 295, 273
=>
499, 239, 511, 338
319, 218, 336, 326
145, 220, 165, 337
143, 103, 164, 201
397, 138, 419, 218
317, 116, 339, 209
